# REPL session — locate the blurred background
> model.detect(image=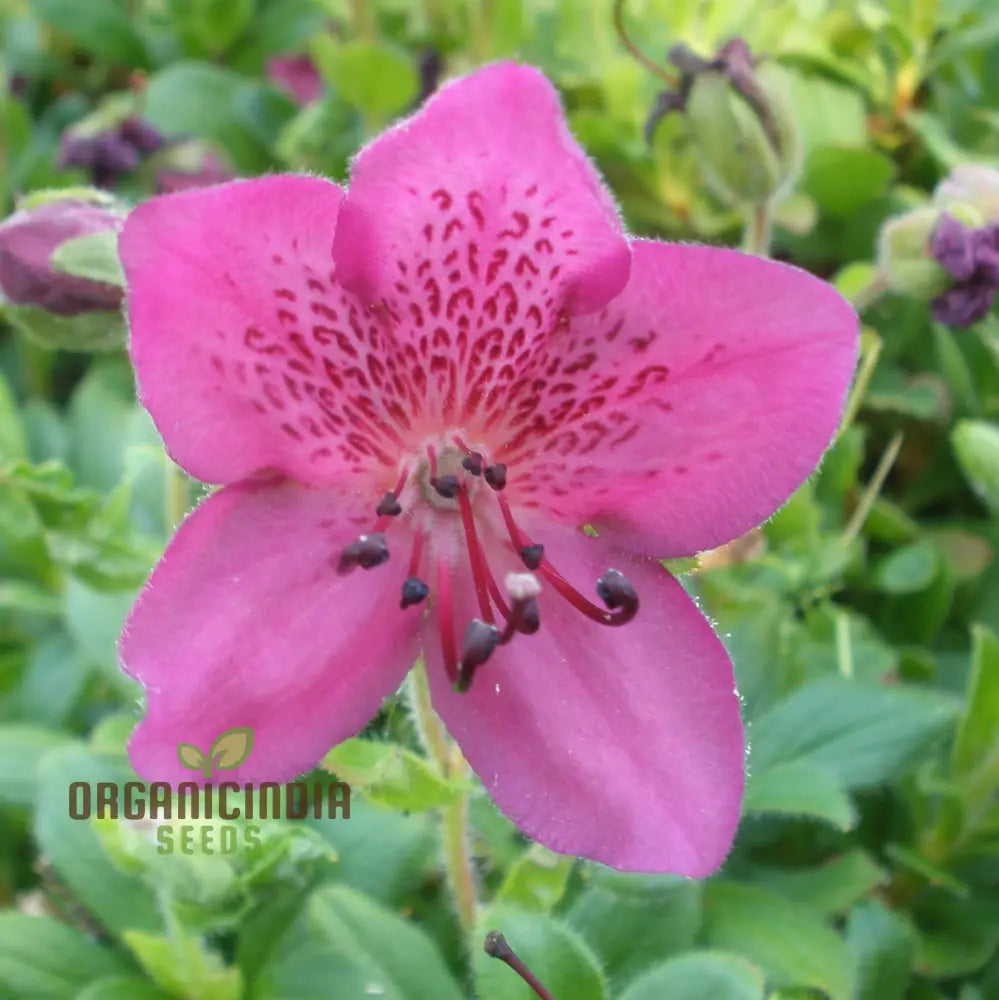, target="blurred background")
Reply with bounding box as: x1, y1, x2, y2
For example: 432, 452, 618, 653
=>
2, 0, 999, 998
